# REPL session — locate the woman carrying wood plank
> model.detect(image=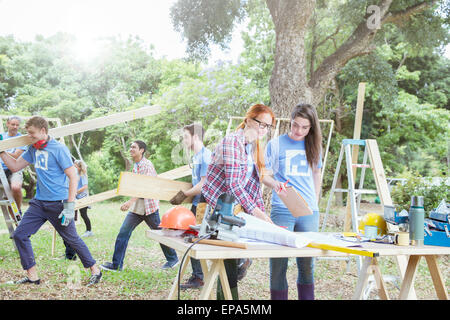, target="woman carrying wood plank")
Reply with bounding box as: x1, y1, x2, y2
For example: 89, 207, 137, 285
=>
263, 103, 322, 300
201, 104, 280, 300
